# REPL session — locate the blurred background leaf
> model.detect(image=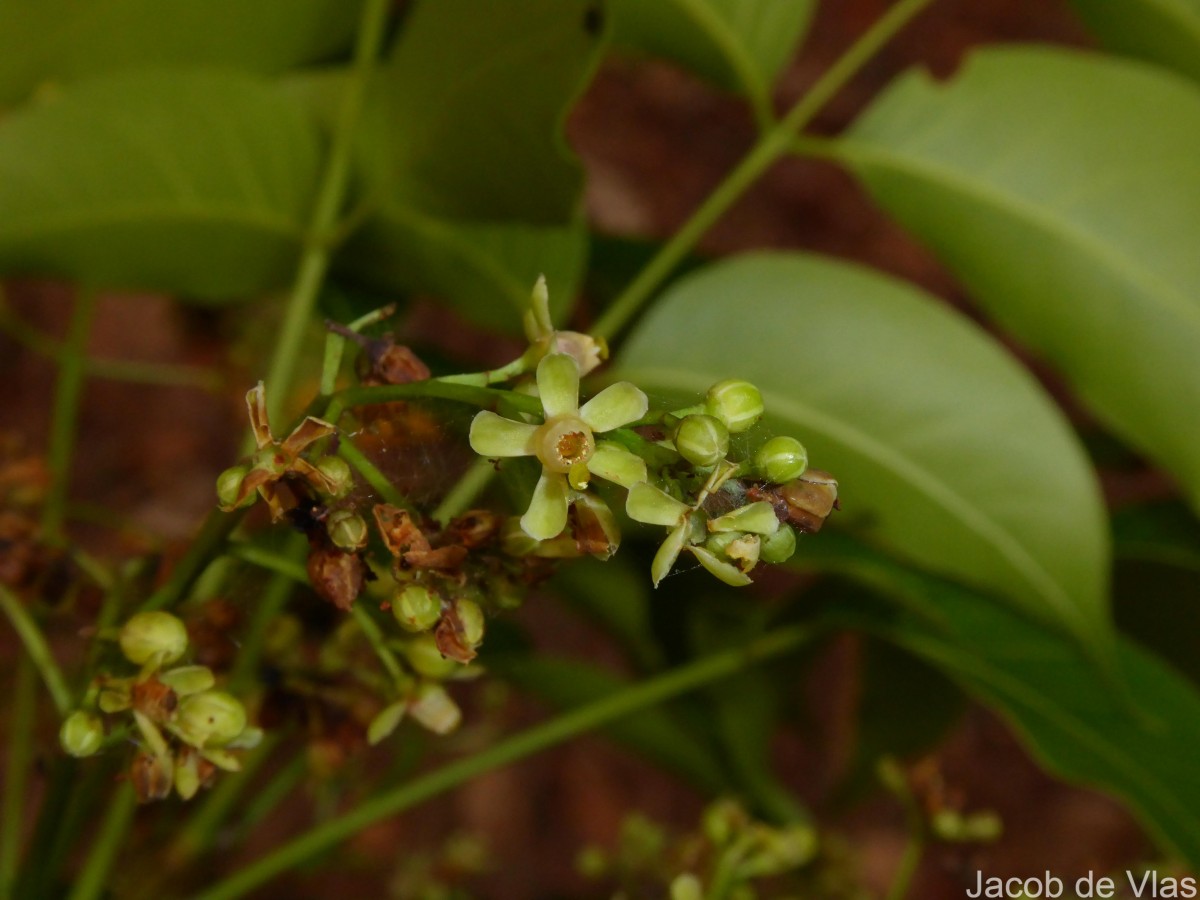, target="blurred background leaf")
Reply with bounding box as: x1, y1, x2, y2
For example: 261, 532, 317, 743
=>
0, 69, 321, 299
835, 47, 1200, 515
0, 0, 366, 107
615, 252, 1111, 656
1068, 0, 1200, 84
